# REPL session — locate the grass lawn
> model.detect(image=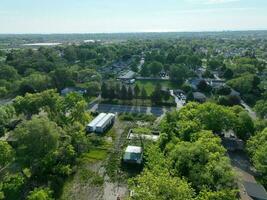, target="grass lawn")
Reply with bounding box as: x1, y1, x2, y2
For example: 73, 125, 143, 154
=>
80, 149, 108, 163
136, 80, 179, 95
